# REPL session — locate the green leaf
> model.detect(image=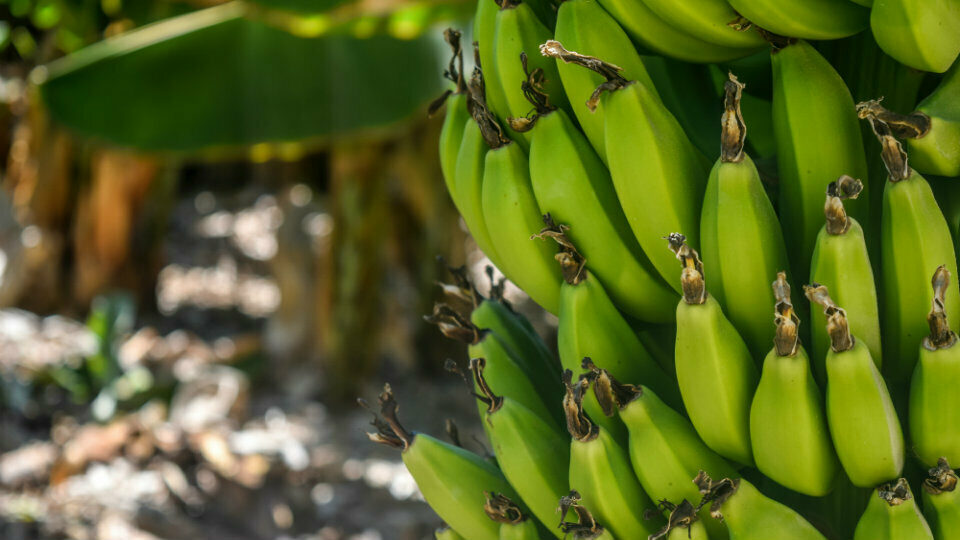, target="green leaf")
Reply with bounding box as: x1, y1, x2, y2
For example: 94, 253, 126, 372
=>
37, 1, 458, 152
